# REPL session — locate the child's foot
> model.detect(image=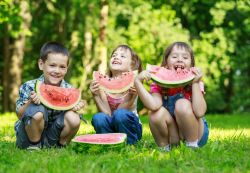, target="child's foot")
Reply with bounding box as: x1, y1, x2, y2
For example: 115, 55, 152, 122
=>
186, 139, 199, 149
27, 143, 41, 151
158, 144, 171, 152
186, 145, 199, 150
